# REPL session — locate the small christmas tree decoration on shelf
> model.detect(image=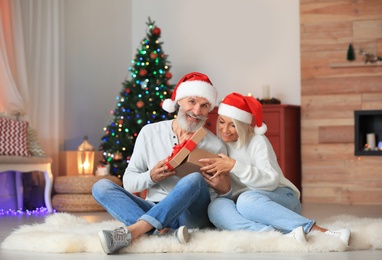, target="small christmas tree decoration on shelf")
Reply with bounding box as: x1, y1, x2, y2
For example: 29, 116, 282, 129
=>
100, 17, 175, 178
346, 43, 356, 61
